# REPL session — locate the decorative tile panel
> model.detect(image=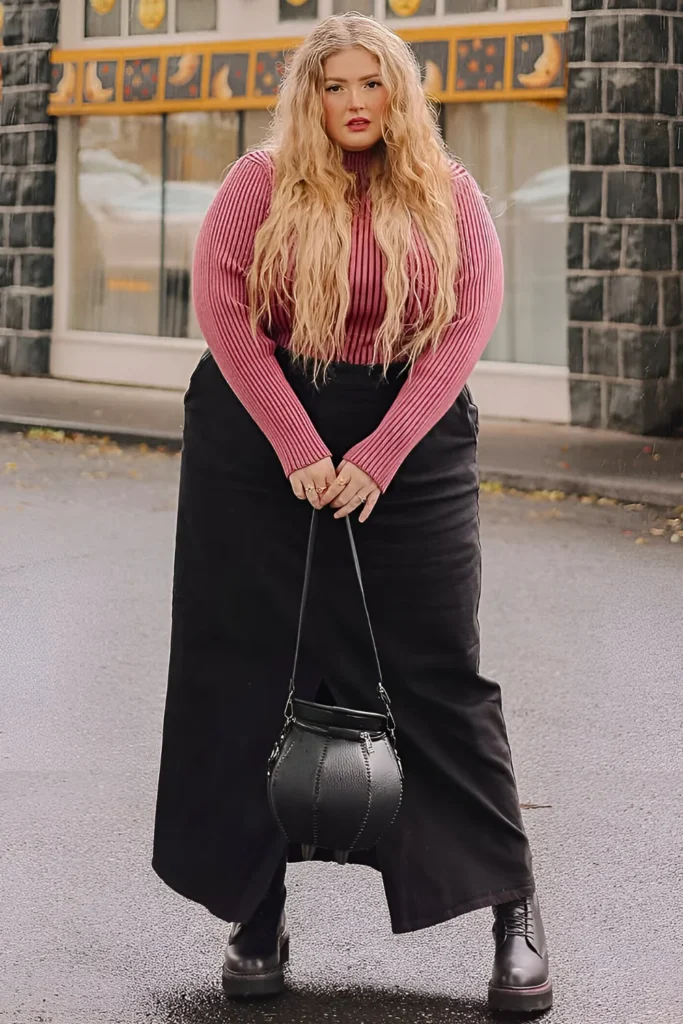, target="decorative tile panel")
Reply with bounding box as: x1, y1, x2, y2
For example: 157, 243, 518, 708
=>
123, 58, 160, 102
408, 40, 449, 97
514, 33, 566, 91
209, 53, 249, 100
83, 60, 117, 104
165, 53, 203, 100
456, 37, 506, 93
